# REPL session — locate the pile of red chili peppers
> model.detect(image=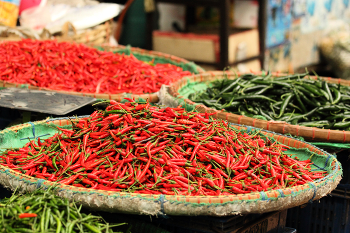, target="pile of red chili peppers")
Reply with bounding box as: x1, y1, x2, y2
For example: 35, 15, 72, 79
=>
0, 100, 326, 196
0, 40, 192, 94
